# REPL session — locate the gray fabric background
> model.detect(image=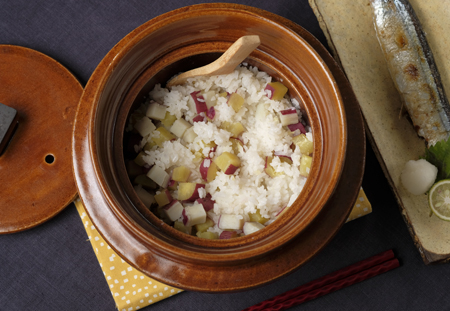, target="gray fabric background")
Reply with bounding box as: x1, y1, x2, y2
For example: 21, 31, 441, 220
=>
1, 1, 449, 310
